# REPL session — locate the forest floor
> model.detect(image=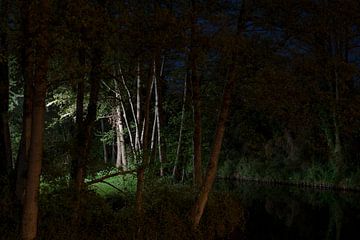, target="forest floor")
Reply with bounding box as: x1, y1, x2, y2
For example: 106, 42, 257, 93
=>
1, 174, 245, 240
